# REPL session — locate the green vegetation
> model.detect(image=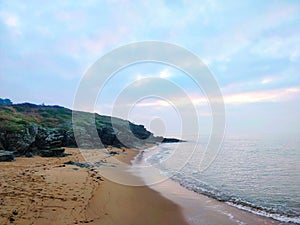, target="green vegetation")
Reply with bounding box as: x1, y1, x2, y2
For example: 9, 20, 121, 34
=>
0, 104, 69, 132
0, 101, 176, 154
0, 103, 126, 133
